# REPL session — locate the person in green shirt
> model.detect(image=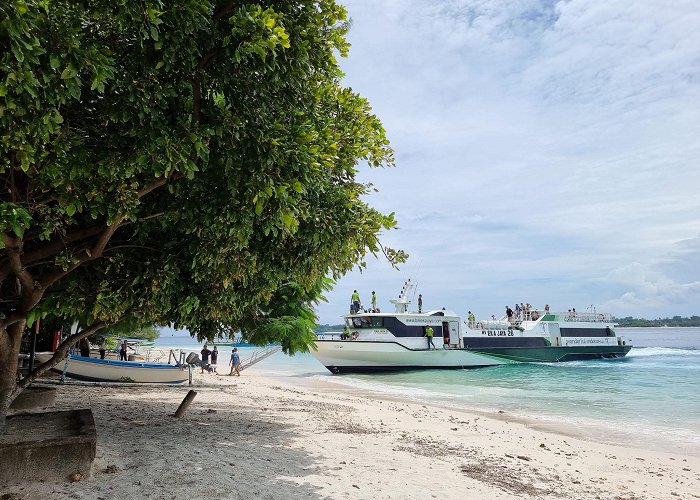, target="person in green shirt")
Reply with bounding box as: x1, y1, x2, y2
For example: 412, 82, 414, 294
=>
351, 290, 361, 314
425, 325, 435, 349
342, 325, 350, 340
468, 311, 475, 327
